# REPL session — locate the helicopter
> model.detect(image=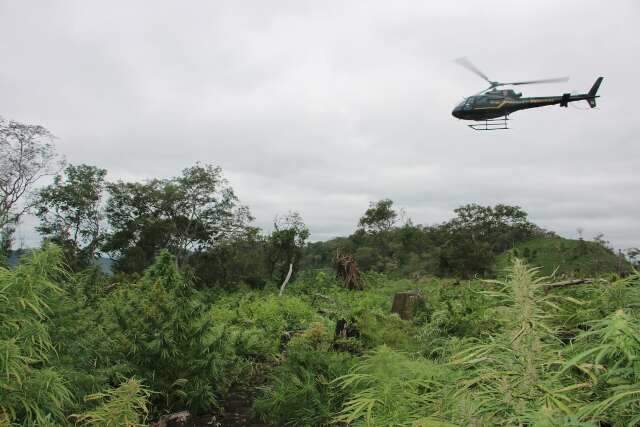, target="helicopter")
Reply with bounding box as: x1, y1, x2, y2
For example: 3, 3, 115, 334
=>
452, 57, 603, 130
